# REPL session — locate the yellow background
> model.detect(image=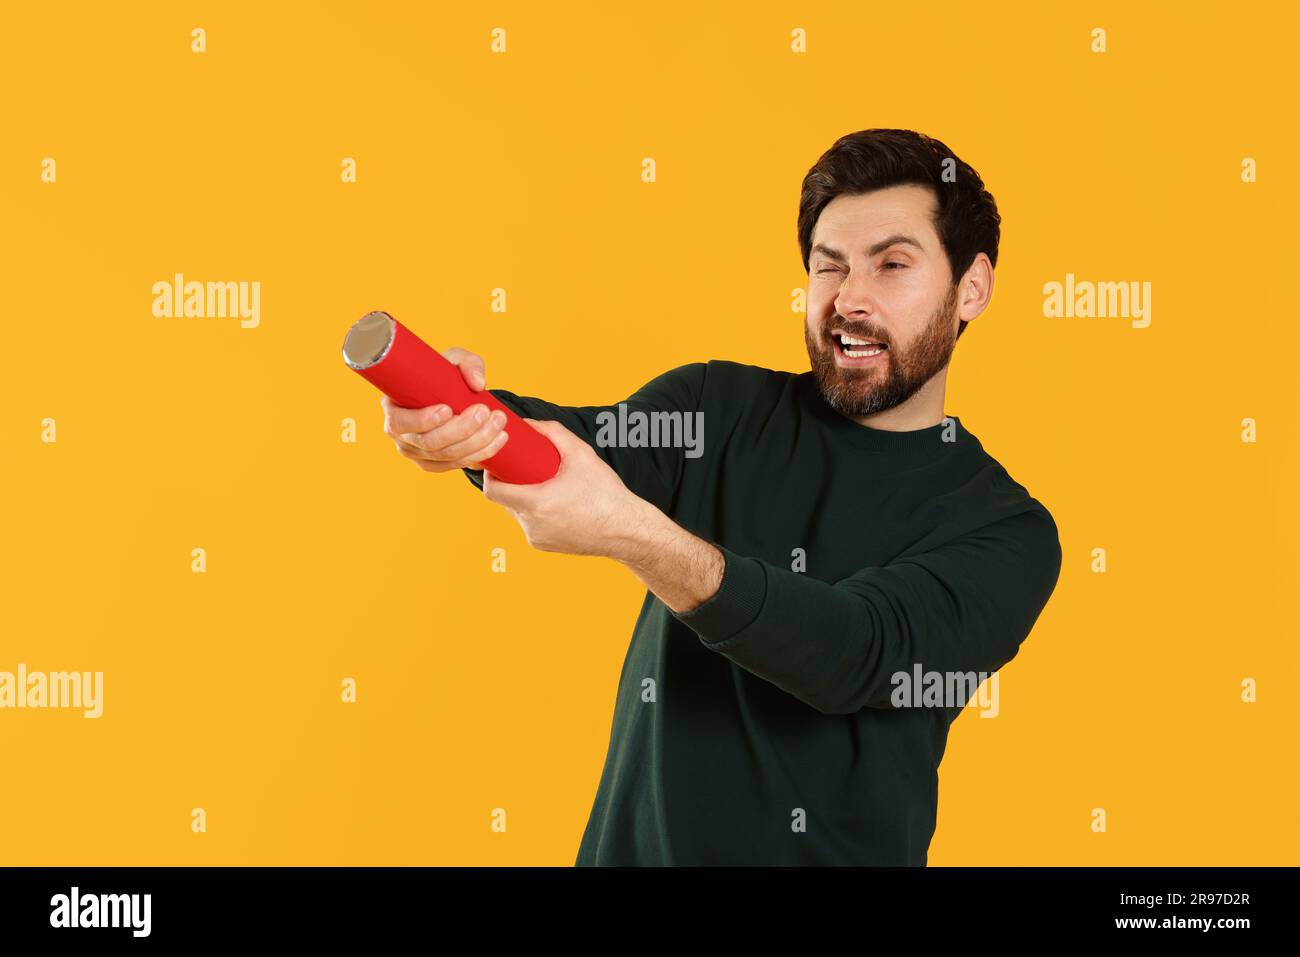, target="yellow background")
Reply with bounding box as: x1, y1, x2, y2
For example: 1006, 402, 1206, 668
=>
2, 1, 1296, 865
